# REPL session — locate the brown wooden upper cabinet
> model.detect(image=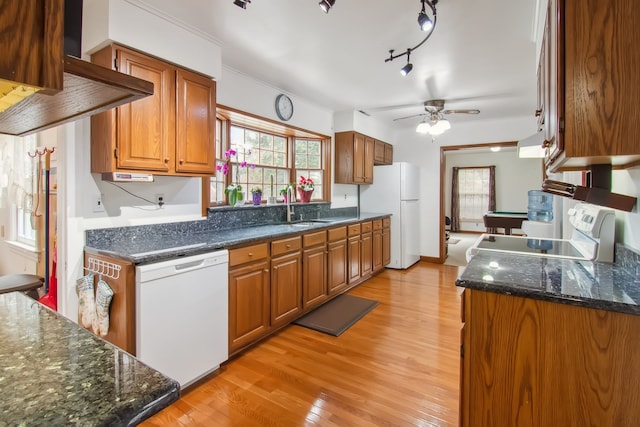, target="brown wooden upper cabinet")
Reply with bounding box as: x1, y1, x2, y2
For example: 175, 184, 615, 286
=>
373, 140, 393, 165
90, 45, 216, 176
0, 0, 64, 94
543, 0, 640, 172
335, 131, 374, 184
